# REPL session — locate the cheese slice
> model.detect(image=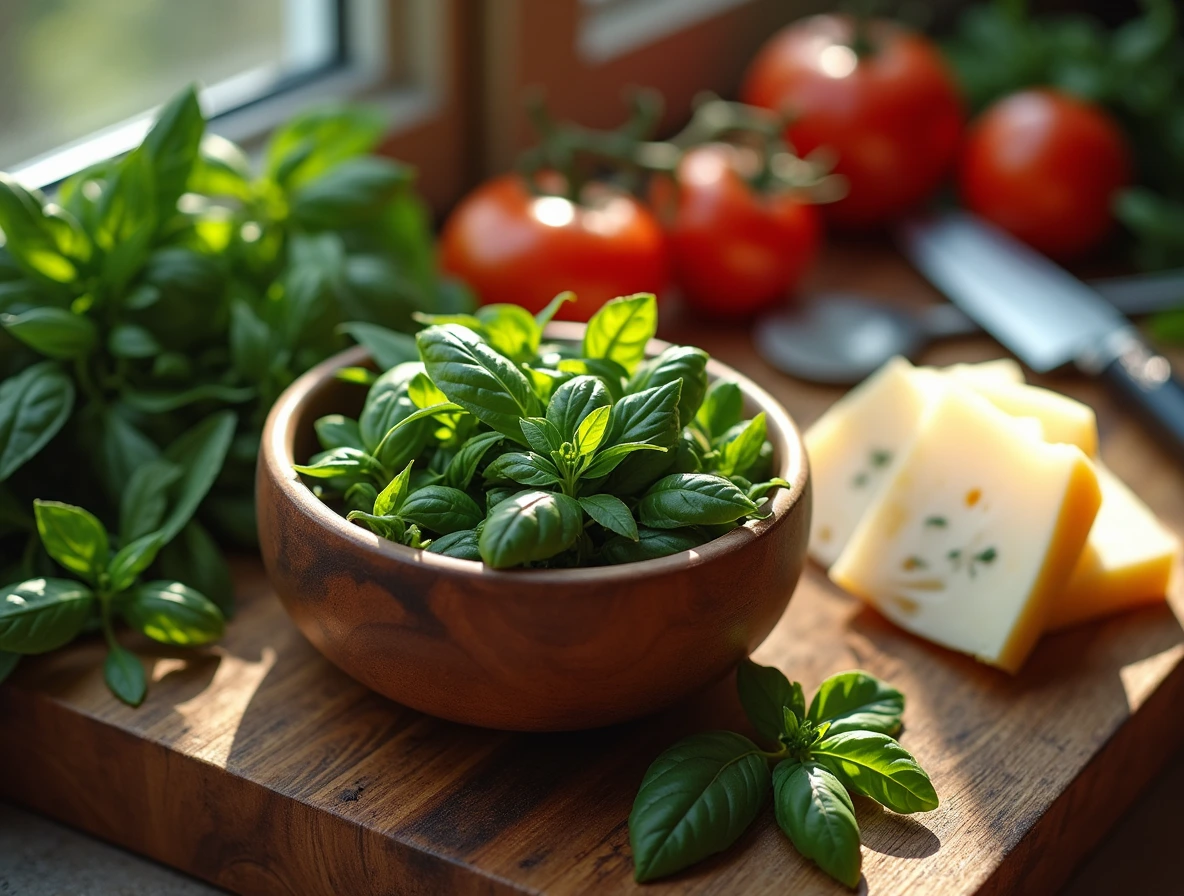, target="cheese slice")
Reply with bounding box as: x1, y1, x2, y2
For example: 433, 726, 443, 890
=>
805, 357, 935, 567
1048, 465, 1178, 630
830, 387, 1101, 672
806, 357, 1048, 567
947, 374, 1098, 456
